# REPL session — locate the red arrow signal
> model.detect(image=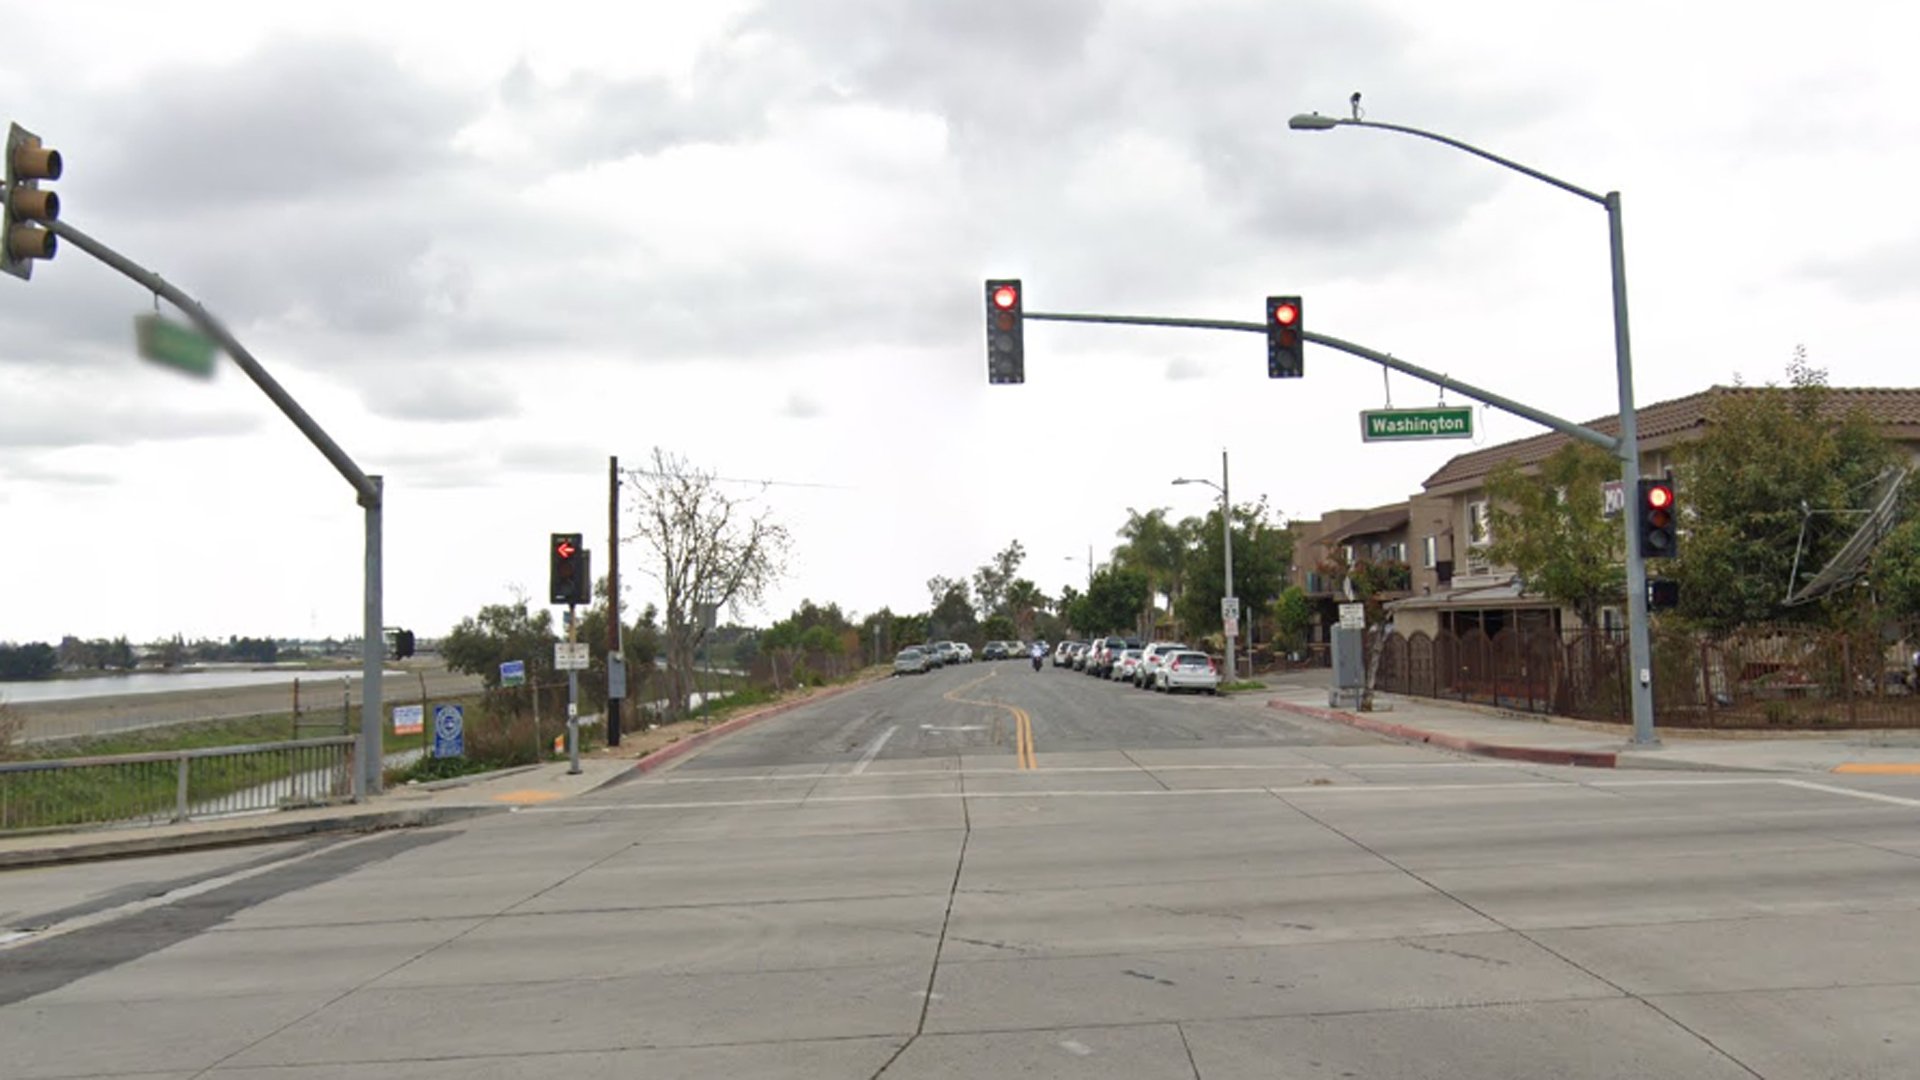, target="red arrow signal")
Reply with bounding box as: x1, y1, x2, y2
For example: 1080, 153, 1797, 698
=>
555, 539, 576, 558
